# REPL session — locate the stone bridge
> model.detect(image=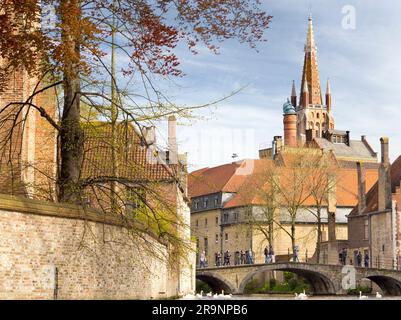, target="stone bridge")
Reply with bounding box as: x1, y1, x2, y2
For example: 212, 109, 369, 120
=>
196, 263, 401, 296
